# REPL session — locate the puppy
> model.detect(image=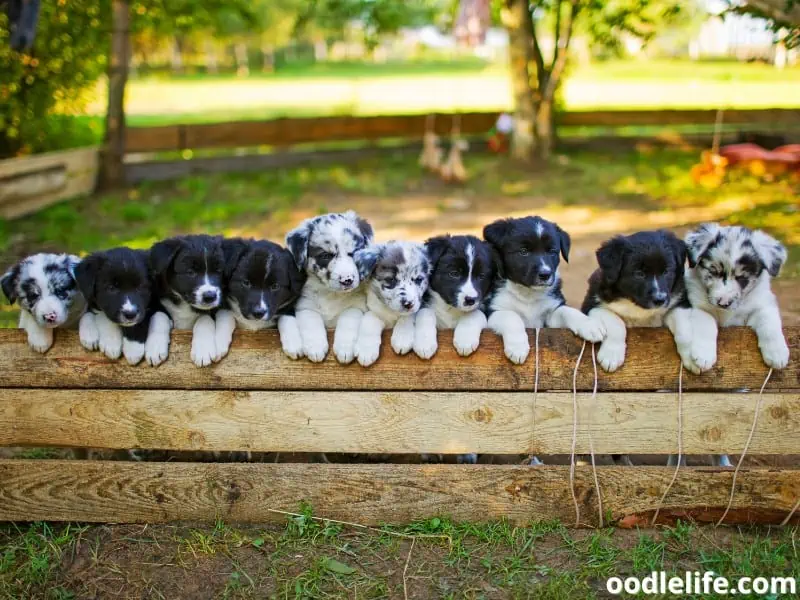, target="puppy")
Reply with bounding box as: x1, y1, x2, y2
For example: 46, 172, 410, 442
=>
150, 235, 233, 367
685, 223, 789, 370
582, 230, 715, 375
355, 241, 430, 367
222, 237, 306, 357
485, 216, 605, 364
285, 211, 378, 363
75, 247, 170, 366
413, 234, 497, 359
1, 253, 85, 352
